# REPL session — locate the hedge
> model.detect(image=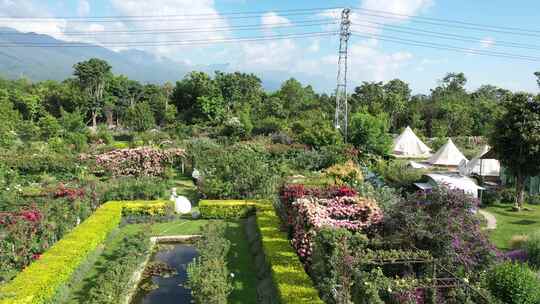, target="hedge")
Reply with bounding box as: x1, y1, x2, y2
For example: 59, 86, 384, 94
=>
256, 203, 324, 304
199, 200, 257, 219
121, 201, 171, 216
0, 200, 168, 304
